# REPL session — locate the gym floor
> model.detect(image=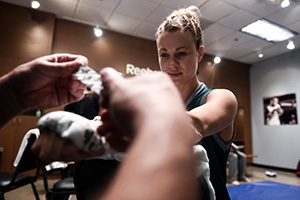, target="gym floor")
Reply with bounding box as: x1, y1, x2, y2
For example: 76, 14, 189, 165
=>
3, 165, 300, 200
